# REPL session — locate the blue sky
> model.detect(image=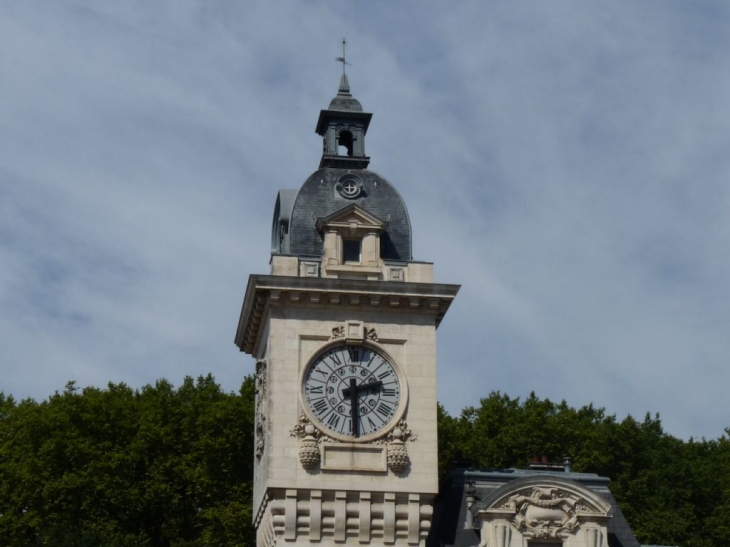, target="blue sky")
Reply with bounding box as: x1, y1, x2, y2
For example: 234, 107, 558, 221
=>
2, 1, 730, 439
